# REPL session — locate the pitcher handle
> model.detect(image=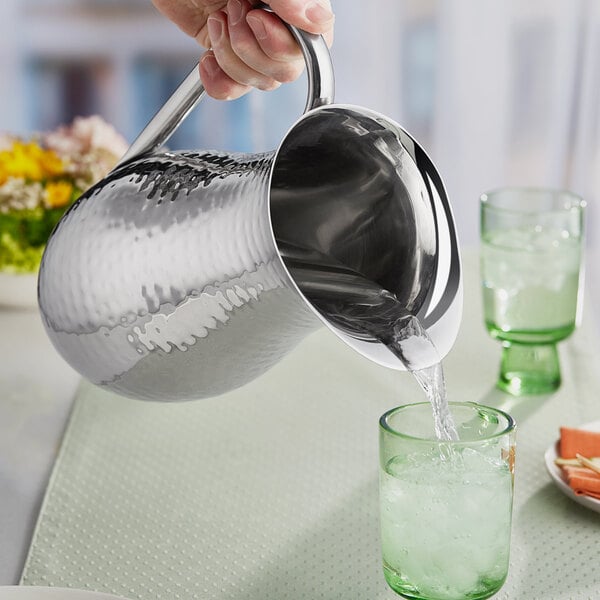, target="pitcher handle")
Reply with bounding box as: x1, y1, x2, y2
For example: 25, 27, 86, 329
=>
119, 4, 334, 165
